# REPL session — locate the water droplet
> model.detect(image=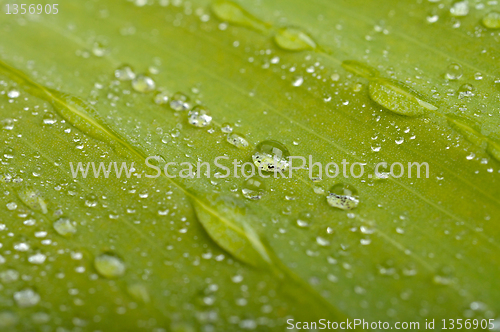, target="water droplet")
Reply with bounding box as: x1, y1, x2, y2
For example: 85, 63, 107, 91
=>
326, 183, 359, 210
445, 63, 463, 80
292, 76, 304, 87
450, 0, 469, 17
211, 0, 269, 33
17, 188, 48, 214
14, 289, 40, 308
169, 92, 192, 111
132, 74, 156, 93
7, 89, 20, 99
482, 11, 500, 29
252, 140, 290, 172
6, 202, 17, 210
342, 60, 379, 79
94, 253, 126, 279
127, 283, 150, 303
92, 41, 107, 57
274, 27, 317, 51
241, 176, 265, 200
0, 311, 17, 328
28, 253, 47, 264
368, 78, 437, 116
53, 218, 77, 237
227, 132, 249, 148
188, 106, 212, 127
115, 64, 136, 81
221, 123, 233, 133
395, 137, 405, 145
316, 236, 330, 247
154, 91, 170, 105
458, 83, 475, 99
